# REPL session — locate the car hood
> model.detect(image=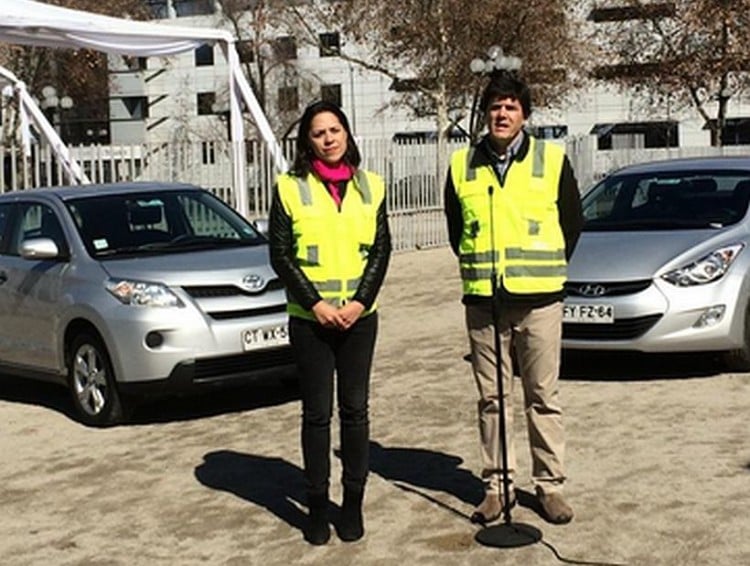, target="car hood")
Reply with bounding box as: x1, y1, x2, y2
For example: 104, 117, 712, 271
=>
567, 229, 729, 282
100, 245, 278, 286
